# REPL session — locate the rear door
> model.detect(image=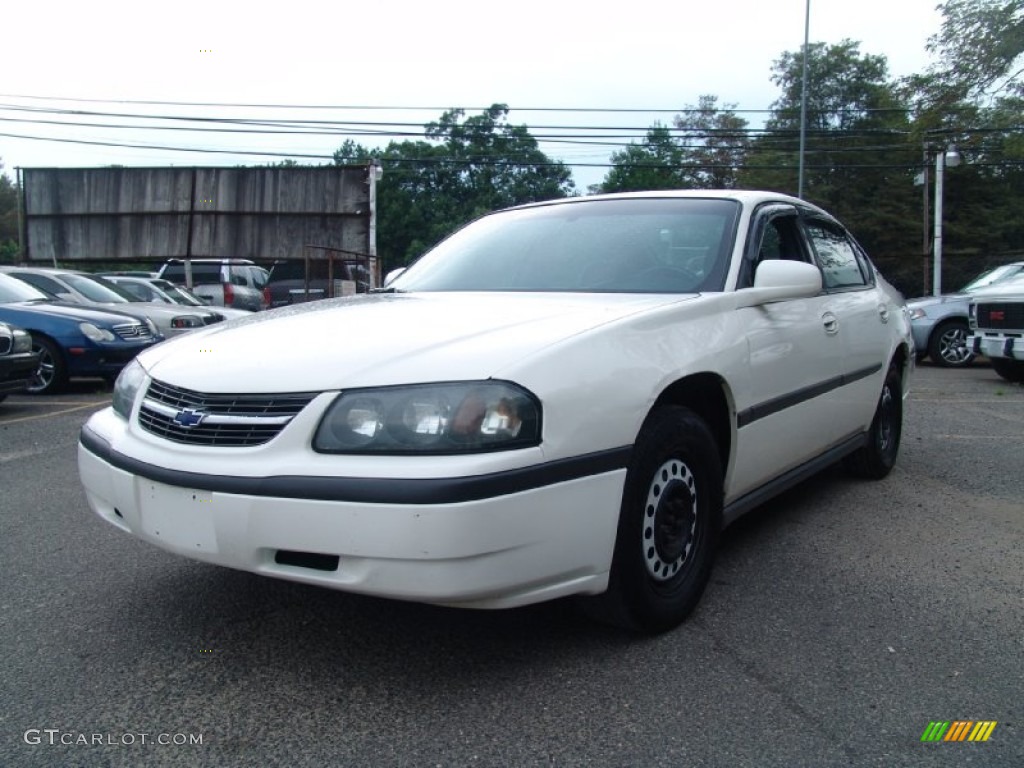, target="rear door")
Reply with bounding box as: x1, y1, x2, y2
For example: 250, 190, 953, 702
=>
801, 216, 891, 440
